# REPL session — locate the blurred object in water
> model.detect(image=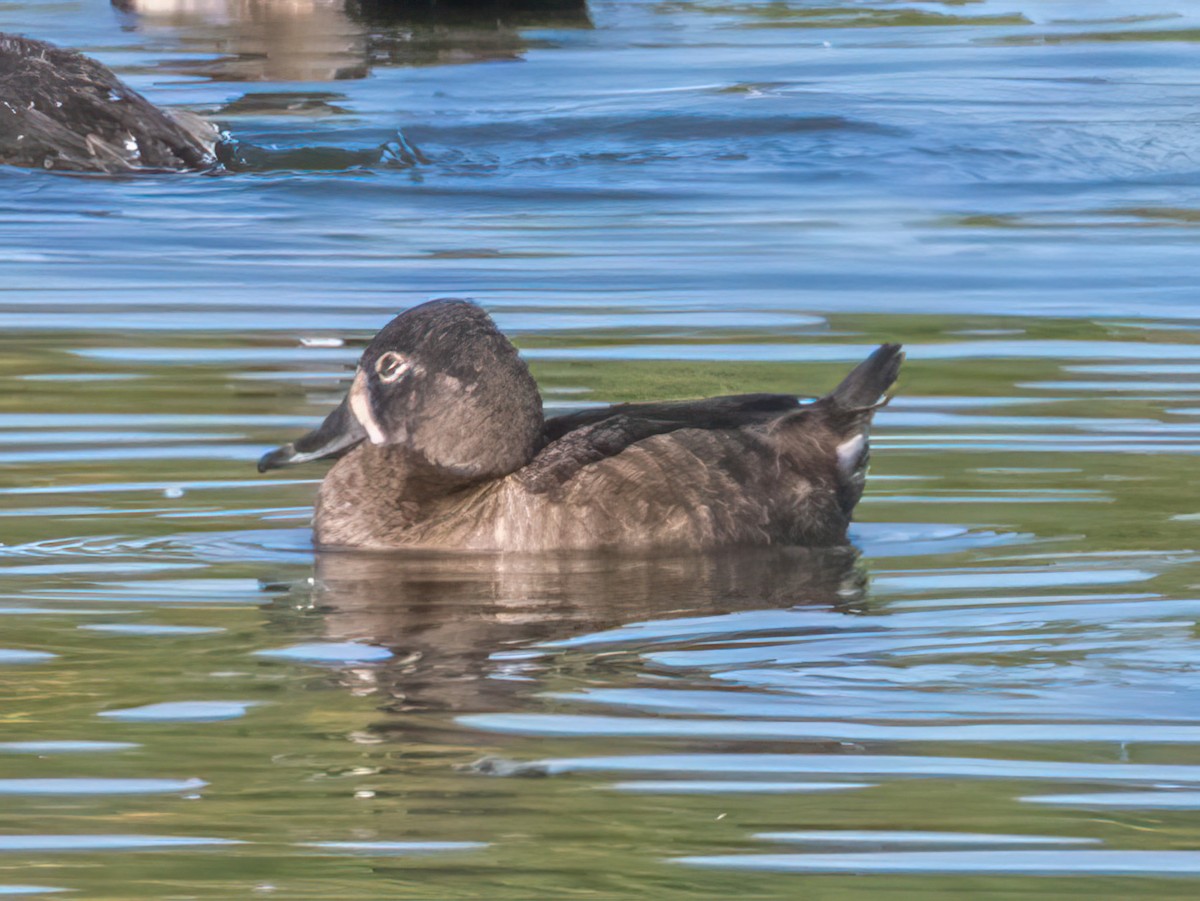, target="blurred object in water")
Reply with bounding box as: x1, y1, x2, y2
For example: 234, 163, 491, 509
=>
0, 32, 219, 172
347, 0, 589, 26
349, 0, 590, 67
112, 0, 590, 81
113, 0, 371, 81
